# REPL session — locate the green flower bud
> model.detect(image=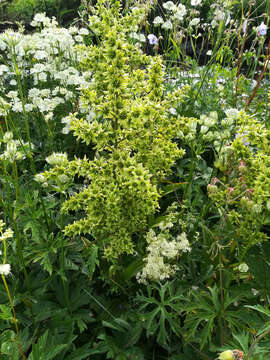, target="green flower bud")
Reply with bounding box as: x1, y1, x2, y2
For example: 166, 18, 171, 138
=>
207, 184, 217, 193
219, 350, 234, 360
